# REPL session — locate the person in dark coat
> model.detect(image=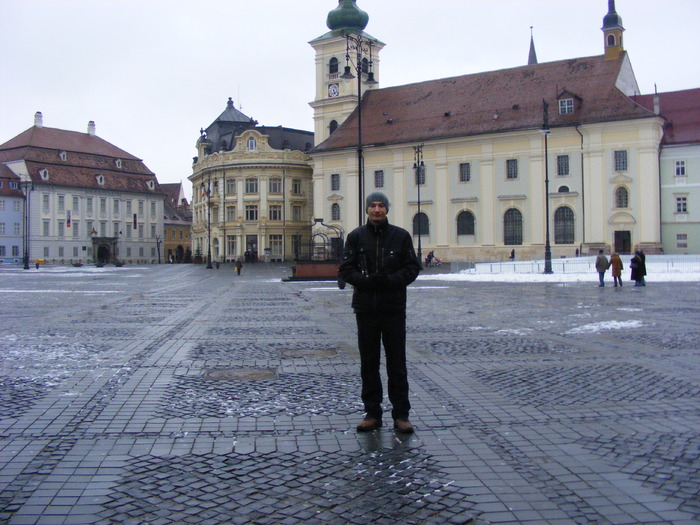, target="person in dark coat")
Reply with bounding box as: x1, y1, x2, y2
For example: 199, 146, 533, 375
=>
235, 258, 243, 275
339, 192, 421, 434
595, 250, 610, 287
630, 251, 646, 286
